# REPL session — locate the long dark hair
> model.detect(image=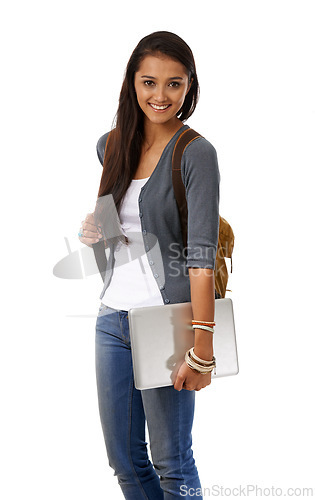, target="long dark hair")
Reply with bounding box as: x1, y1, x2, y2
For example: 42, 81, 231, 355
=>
97, 31, 200, 213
